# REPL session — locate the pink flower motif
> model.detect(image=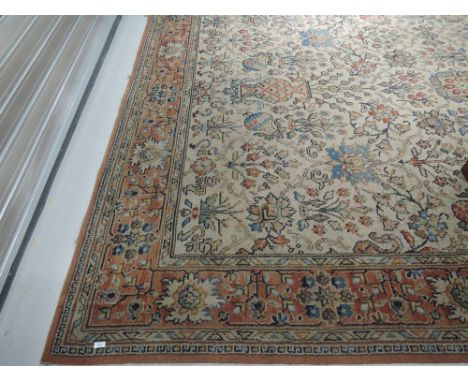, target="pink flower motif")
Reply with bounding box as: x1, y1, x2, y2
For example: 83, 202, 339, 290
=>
247, 153, 260, 161
313, 224, 325, 236
261, 159, 274, 169
242, 178, 256, 189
